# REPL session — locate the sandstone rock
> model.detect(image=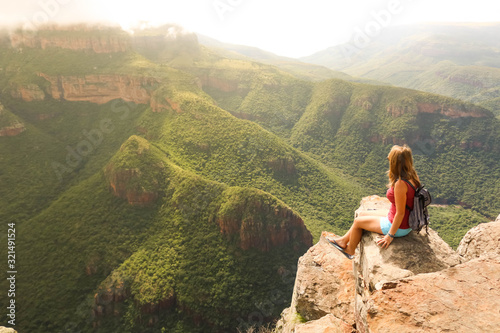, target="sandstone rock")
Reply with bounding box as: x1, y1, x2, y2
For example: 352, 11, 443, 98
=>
278, 196, 500, 333
457, 221, 500, 261
39, 73, 158, 105
276, 232, 355, 332
356, 227, 461, 292
365, 256, 500, 333
104, 136, 163, 206
0, 327, 17, 333
10, 84, 45, 101
216, 188, 312, 252
386, 101, 491, 118
0, 123, 25, 137
11, 30, 130, 53
353, 196, 461, 332
293, 314, 354, 333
